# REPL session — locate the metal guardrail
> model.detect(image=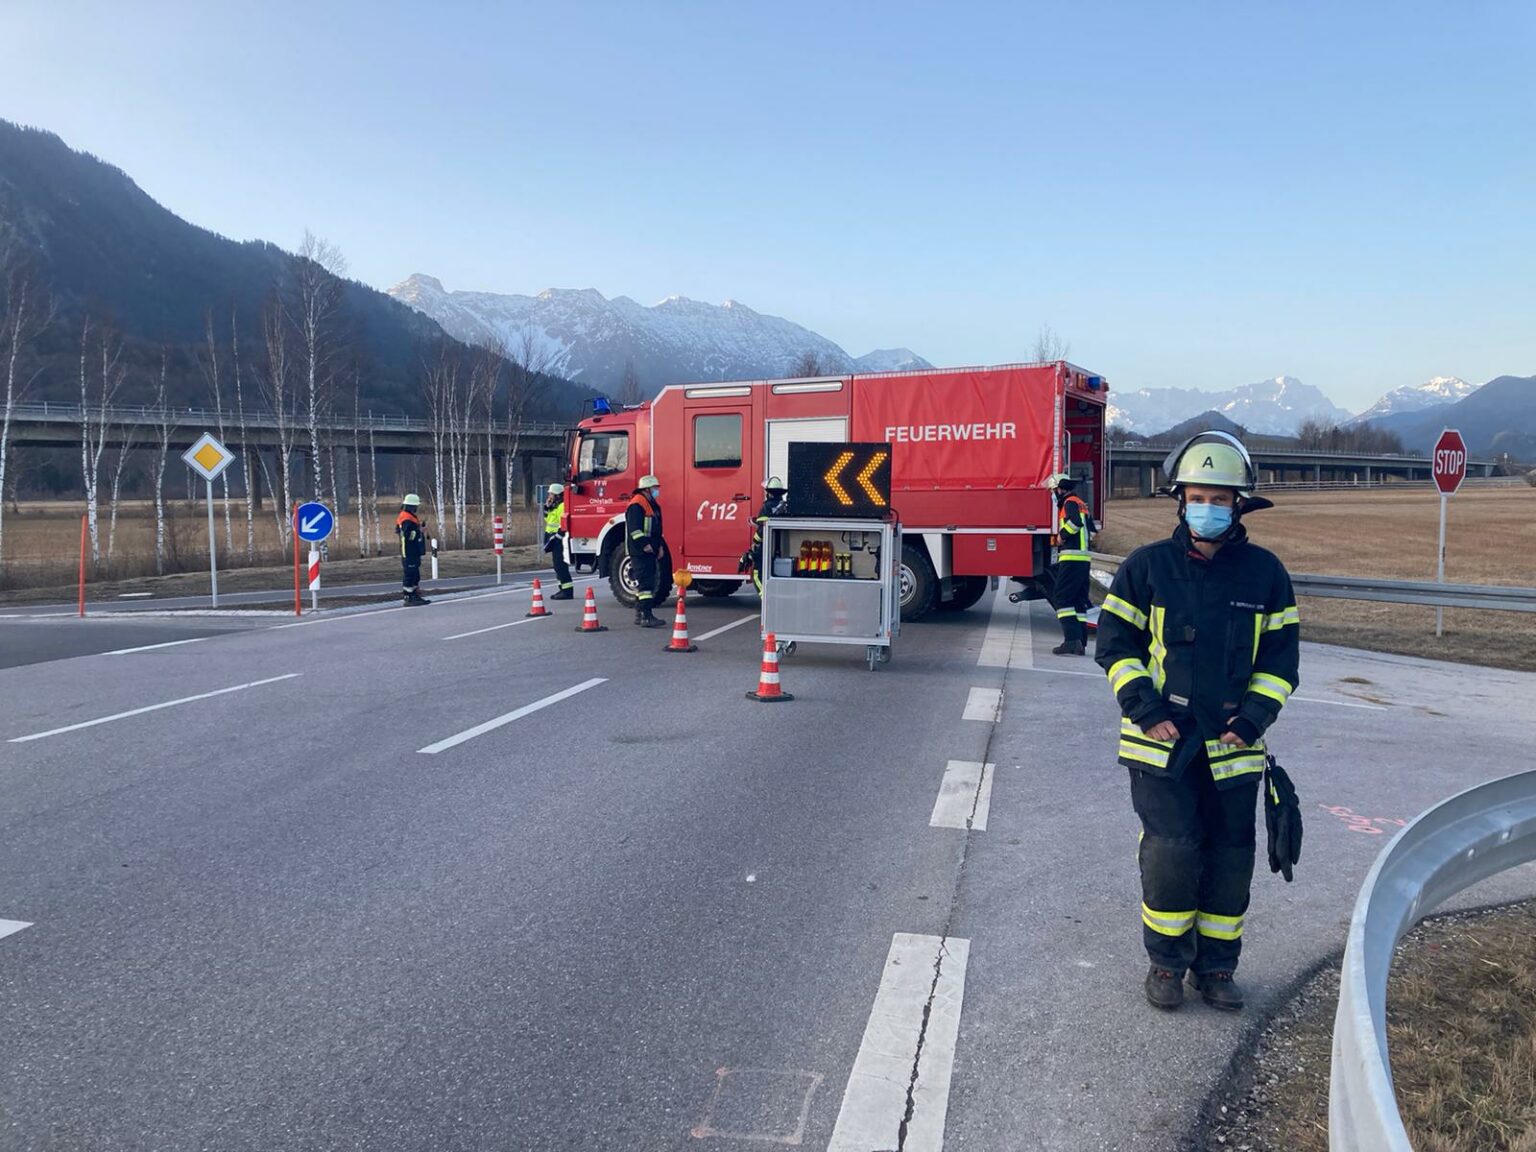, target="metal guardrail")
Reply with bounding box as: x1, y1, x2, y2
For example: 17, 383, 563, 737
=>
1329, 770, 1536, 1150
5, 402, 570, 437
1090, 553, 1536, 613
